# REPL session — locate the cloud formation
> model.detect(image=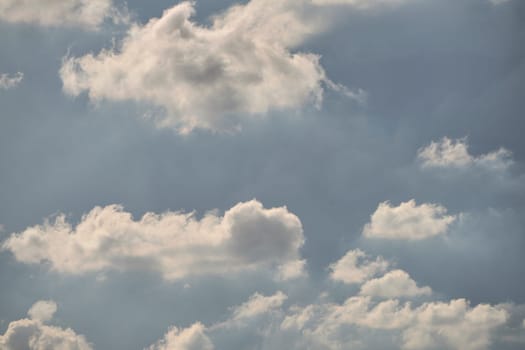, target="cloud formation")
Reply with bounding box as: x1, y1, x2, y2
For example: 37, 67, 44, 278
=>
0, 0, 123, 30
362, 199, 457, 240
150, 291, 510, 350
417, 137, 513, 171
0, 300, 92, 350
59, 0, 371, 133
2, 200, 305, 281
359, 269, 432, 298
147, 323, 213, 350
329, 248, 389, 284
0, 72, 23, 90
